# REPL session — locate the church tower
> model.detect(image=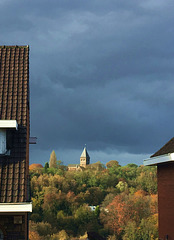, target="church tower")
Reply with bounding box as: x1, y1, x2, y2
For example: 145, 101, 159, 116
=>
80, 147, 90, 168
